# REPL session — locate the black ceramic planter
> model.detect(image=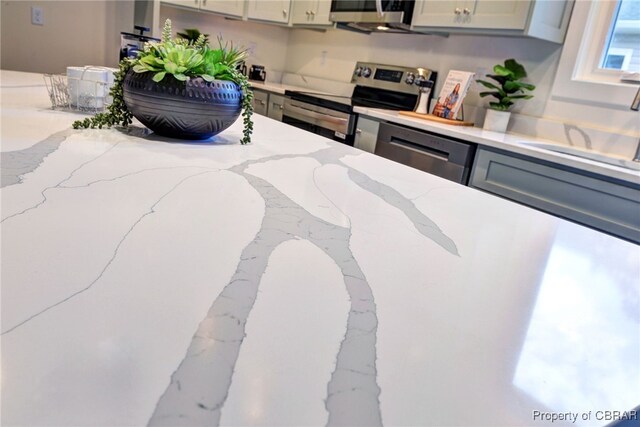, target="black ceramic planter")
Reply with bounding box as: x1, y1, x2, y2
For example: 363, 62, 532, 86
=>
123, 70, 243, 140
